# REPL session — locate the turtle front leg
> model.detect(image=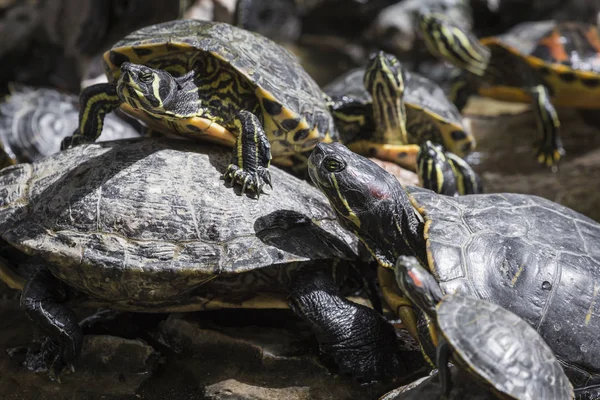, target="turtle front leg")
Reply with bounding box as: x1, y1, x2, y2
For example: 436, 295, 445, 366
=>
289, 268, 405, 384
529, 85, 564, 167
60, 83, 122, 150
448, 71, 478, 112
436, 337, 453, 397
20, 269, 83, 382
223, 110, 272, 197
